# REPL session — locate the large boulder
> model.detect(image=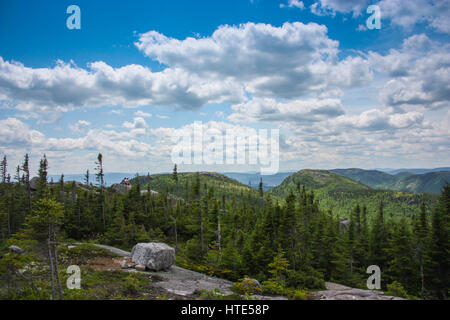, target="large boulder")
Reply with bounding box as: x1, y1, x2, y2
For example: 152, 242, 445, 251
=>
131, 243, 175, 271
